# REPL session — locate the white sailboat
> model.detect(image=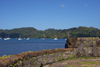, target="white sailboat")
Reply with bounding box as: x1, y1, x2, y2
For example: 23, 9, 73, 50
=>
41, 34, 45, 40
18, 35, 22, 40
26, 38, 30, 40
7, 37, 10, 40
7, 35, 10, 40
41, 38, 45, 40
18, 38, 22, 40
4, 35, 10, 40
65, 32, 70, 40
54, 37, 58, 40
4, 38, 8, 40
